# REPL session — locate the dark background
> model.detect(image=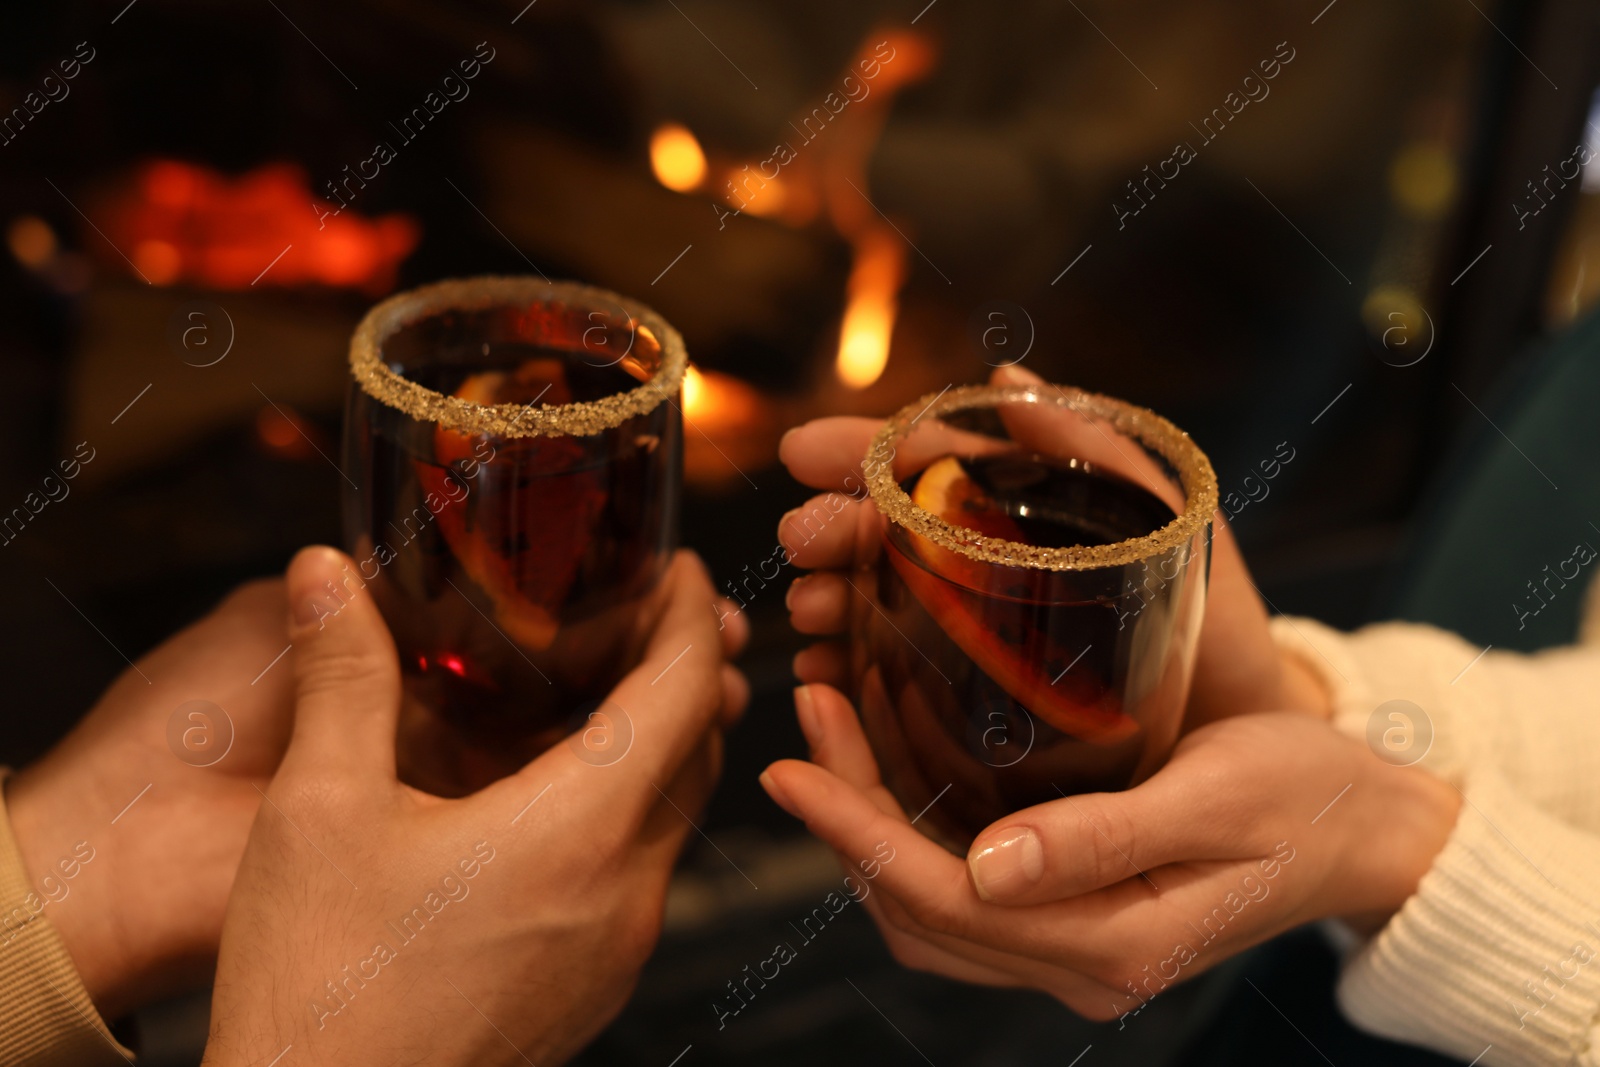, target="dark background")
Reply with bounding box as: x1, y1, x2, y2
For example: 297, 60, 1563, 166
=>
3, 0, 1600, 1063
